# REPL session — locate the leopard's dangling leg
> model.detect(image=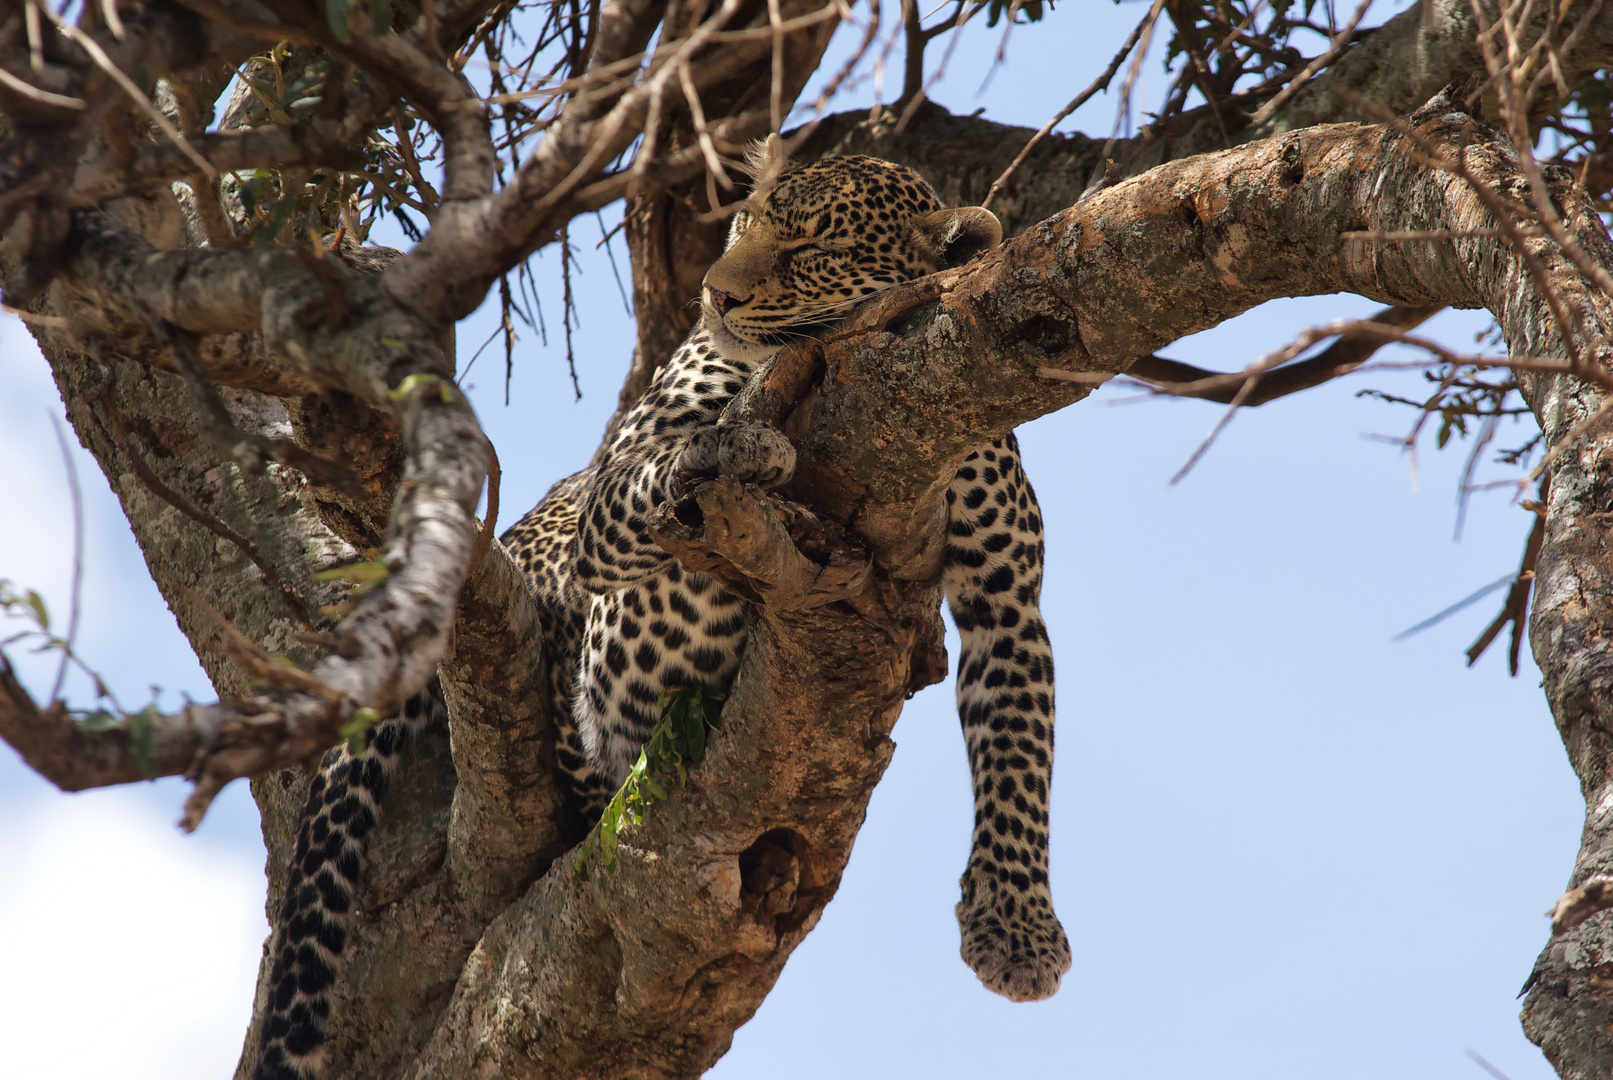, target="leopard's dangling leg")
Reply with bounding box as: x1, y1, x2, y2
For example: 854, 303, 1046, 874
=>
942, 433, 1071, 1001
252, 688, 443, 1080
